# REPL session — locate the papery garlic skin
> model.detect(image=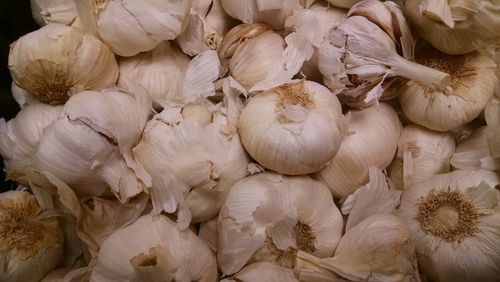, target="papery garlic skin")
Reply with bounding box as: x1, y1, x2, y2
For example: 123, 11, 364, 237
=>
222, 262, 299, 282
218, 172, 343, 275
8, 24, 119, 104
238, 80, 345, 175
389, 124, 455, 190
404, 0, 500, 55
199, 217, 218, 253
314, 103, 401, 198
399, 50, 496, 131
91, 214, 217, 282
0, 191, 63, 282
451, 126, 500, 171
485, 96, 500, 158
399, 170, 500, 282
11, 82, 40, 109
31, 0, 78, 26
